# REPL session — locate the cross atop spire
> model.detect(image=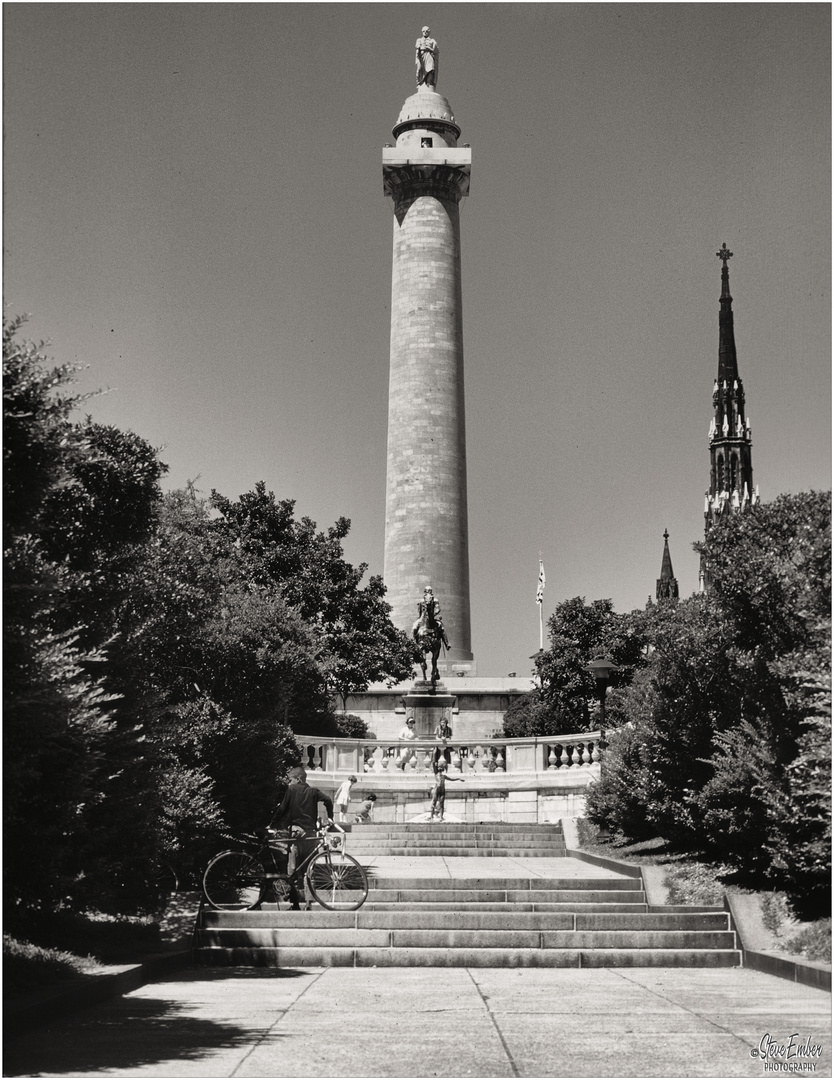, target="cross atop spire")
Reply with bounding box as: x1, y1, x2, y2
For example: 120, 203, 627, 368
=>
716, 242, 733, 264
663, 528, 669, 543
